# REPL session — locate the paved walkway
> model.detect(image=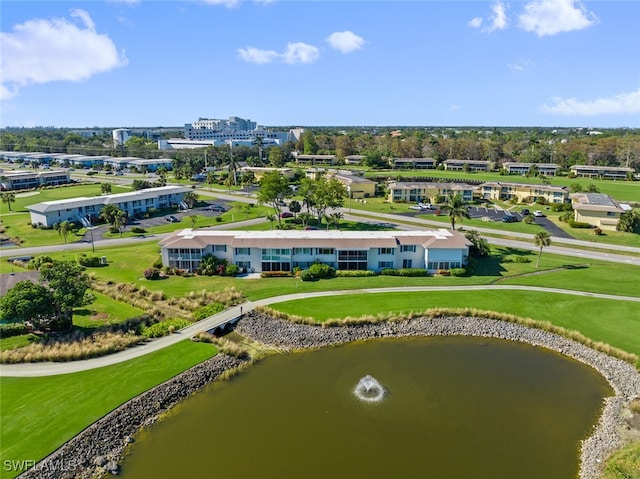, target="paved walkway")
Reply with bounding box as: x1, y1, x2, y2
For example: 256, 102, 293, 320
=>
1, 285, 638, 378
